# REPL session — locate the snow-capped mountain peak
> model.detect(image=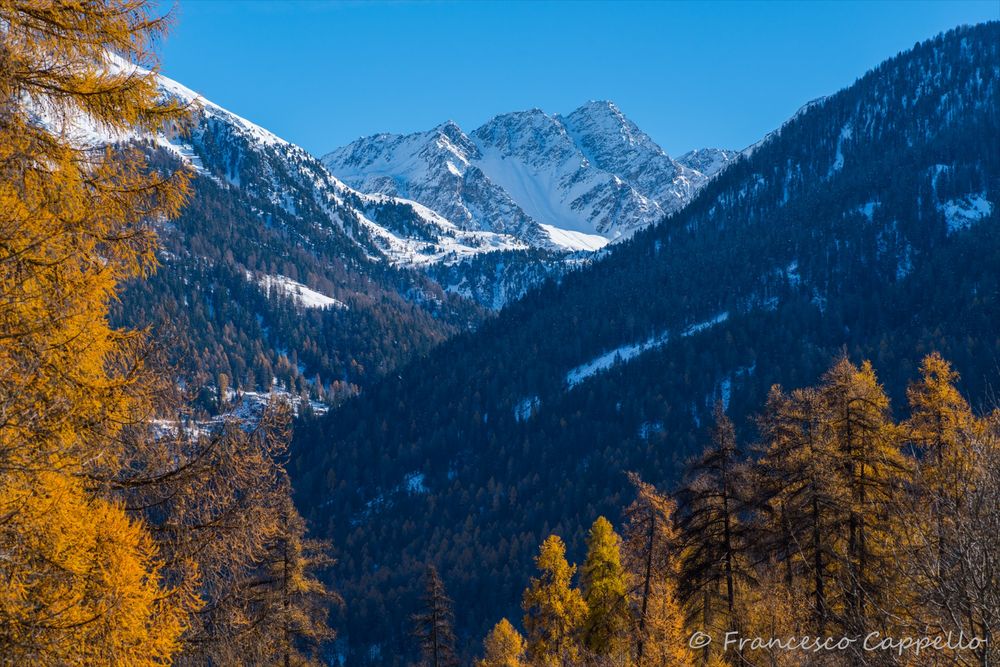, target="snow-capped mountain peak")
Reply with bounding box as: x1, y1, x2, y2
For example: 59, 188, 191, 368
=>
473, 109, 580, 167
56, 59, 536, 281
562, 100, 662, 161
156, 73, 287, 149
60, 60, 740, 309
325, 101, 738, 250
560, 100, 699, 209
